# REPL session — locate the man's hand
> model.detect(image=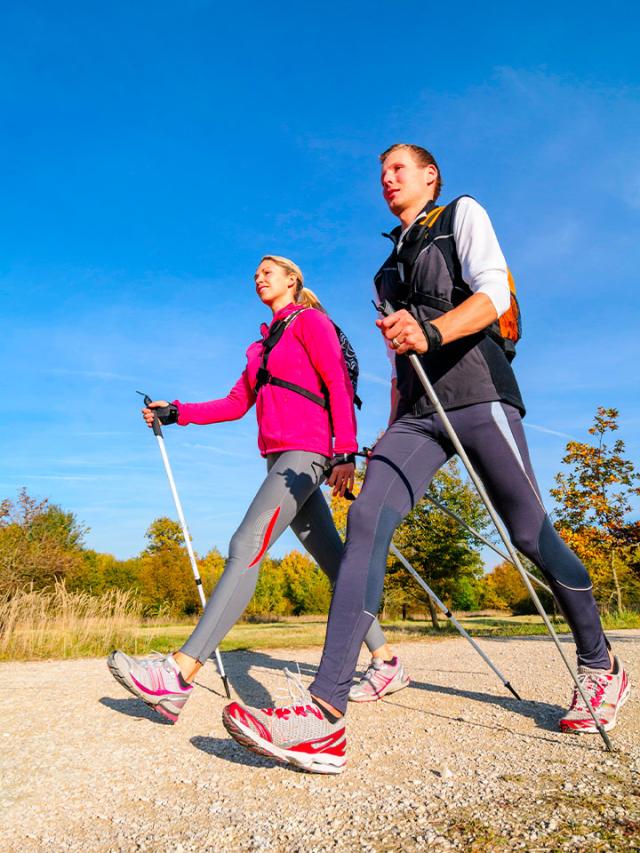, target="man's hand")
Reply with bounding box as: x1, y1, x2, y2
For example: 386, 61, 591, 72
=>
376, 309, 428, 355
